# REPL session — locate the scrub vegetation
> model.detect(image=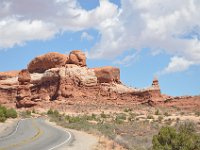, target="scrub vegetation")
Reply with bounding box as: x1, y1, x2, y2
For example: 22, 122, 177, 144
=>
0, 105, 17, 122
47, 106, 200, 150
